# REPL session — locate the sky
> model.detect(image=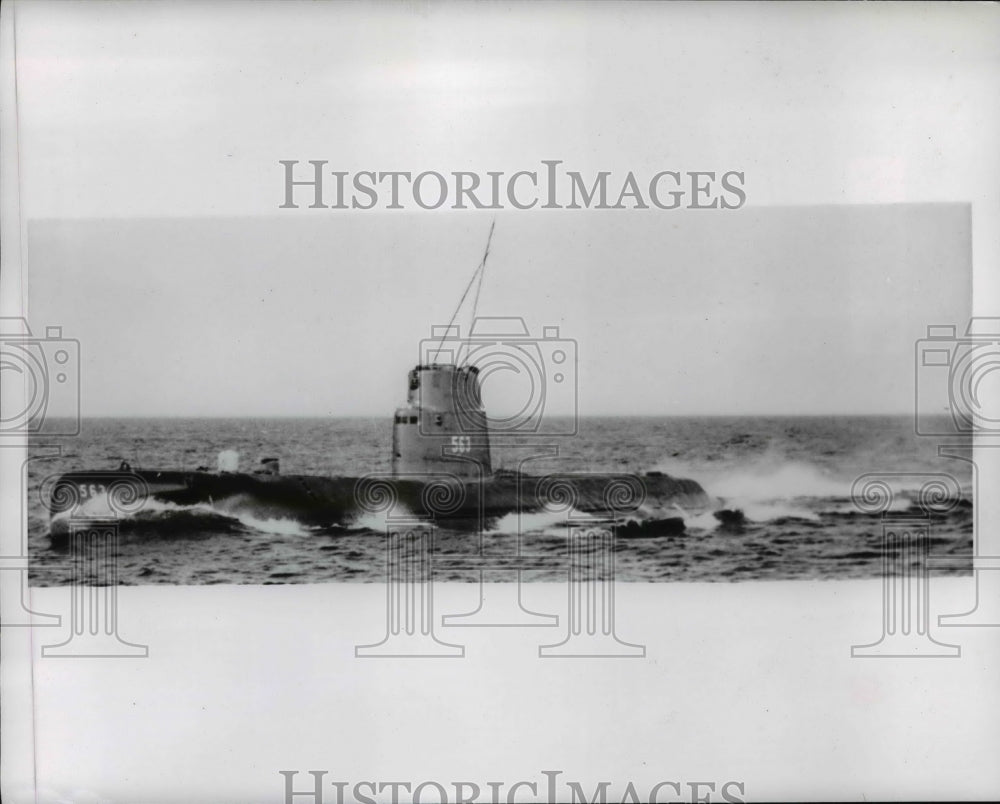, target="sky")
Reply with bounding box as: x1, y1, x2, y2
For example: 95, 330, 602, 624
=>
27, 206, 970, 417
6, 1, 997, 416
